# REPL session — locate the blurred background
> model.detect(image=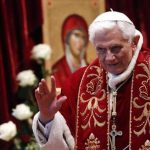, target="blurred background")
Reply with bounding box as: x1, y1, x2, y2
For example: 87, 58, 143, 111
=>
0, 0, 150, 149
